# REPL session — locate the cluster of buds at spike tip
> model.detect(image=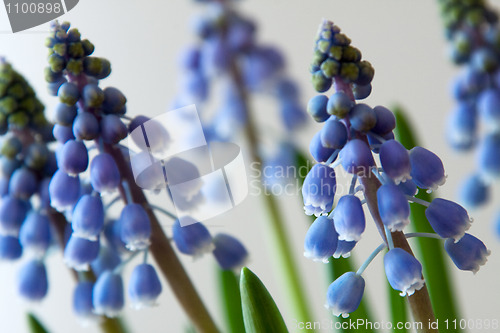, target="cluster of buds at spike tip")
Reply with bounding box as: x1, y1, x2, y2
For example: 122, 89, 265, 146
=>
440, 0, 500, 230
302, 20, 490, 318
